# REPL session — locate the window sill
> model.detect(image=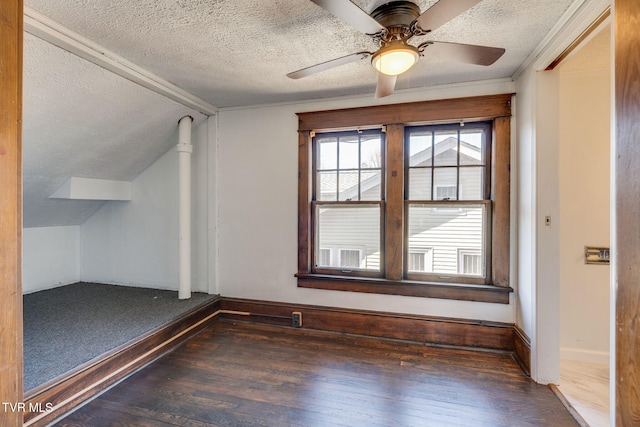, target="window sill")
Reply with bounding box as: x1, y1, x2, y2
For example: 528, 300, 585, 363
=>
296, 274, 512, 304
